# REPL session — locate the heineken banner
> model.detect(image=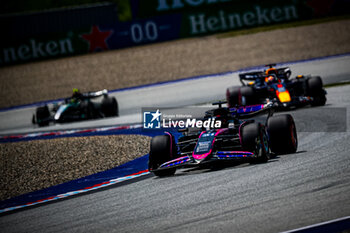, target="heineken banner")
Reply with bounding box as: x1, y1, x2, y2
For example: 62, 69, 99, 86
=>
0, 14, 181, 66
1, 0, 349, 66
179, 1, 306, 37
129, 0, 349, 19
